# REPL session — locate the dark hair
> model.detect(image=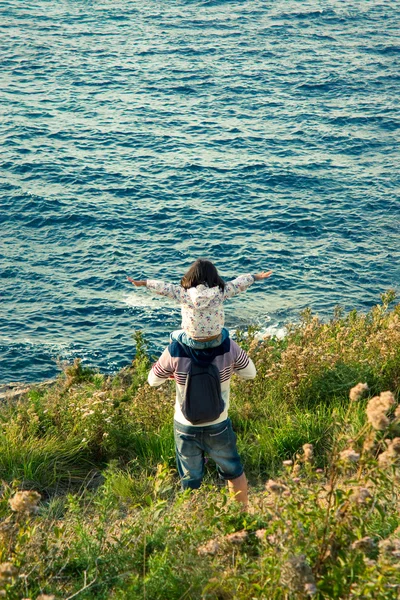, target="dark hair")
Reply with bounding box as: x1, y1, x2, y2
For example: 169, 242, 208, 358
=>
181, 259, 225, 291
